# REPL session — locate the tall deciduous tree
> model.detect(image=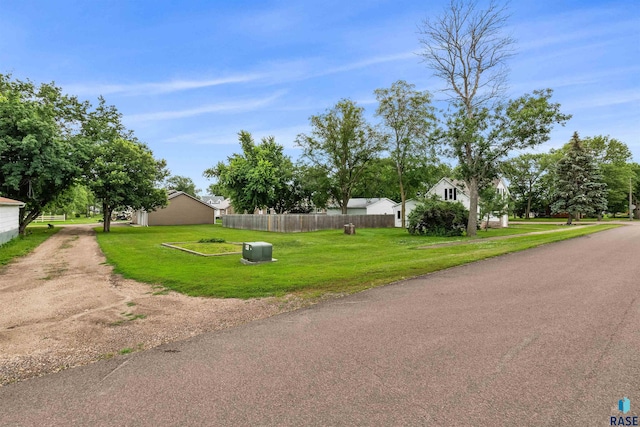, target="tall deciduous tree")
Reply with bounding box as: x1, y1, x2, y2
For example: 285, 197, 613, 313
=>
418, 1, 570, 235
165, 175, 200, 198
374, 80, 438, 227
580, 135, 633, 216
90, 138, 168, 232
551, 132, 608, 225
296, 99, 384, 214
204, 131, 295, 213
0, 74, 90, 234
